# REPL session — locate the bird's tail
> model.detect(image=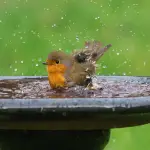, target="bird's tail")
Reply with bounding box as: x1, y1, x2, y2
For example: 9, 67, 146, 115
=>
94, 43, 112, 61
72, 40, 112, 63
84, 41, 112, 62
